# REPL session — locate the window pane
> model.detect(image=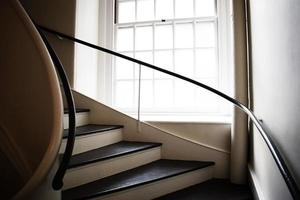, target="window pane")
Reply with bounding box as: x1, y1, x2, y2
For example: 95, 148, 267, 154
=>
155, 24, 173, 49
195, 49, 217, 77
154, 50, 173, 78
196, 22, 215, 47
135, 51, 153, 79
117, 27, 134, 51
154, 80, 173, 107
137, 0, 154, 21
195, 0, 215, 17
118, 1, 135, 23
174, 80, 194, 107
156, 0, 173, 19
175, 50, 194, 78
175, 23, 193, 48
136, 26, 153, 50
195, 78, 218, 112
115, 81, 134, 108
175, 0, 193, 18
115, 53, 134, 79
